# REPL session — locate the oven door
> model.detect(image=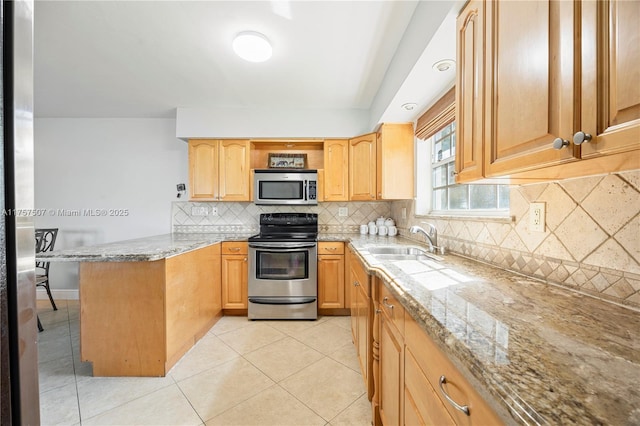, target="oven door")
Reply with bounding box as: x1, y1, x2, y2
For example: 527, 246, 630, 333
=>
248, 242, 317, 298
